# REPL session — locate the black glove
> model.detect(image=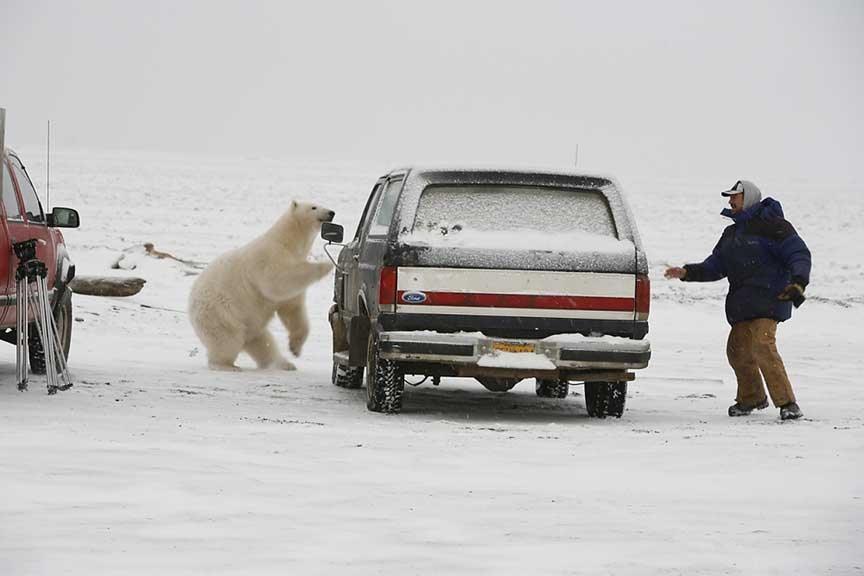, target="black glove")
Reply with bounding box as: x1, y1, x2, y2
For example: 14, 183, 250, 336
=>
778, 283, 806, 308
